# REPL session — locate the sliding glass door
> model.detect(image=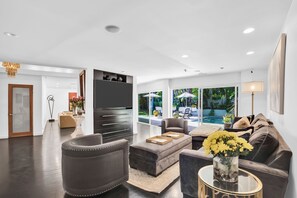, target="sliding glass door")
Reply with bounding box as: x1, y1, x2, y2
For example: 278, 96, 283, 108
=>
138, 91, 163, 126
138, 93, 149, 124
172, 88, 200, 127
171, 86, 237, 126
202, 87, 236, 124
